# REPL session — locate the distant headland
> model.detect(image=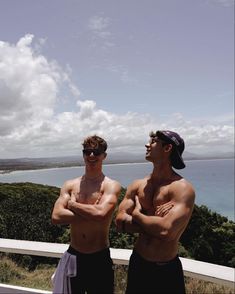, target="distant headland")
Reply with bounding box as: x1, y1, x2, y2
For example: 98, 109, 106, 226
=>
0, 151, 234, 174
